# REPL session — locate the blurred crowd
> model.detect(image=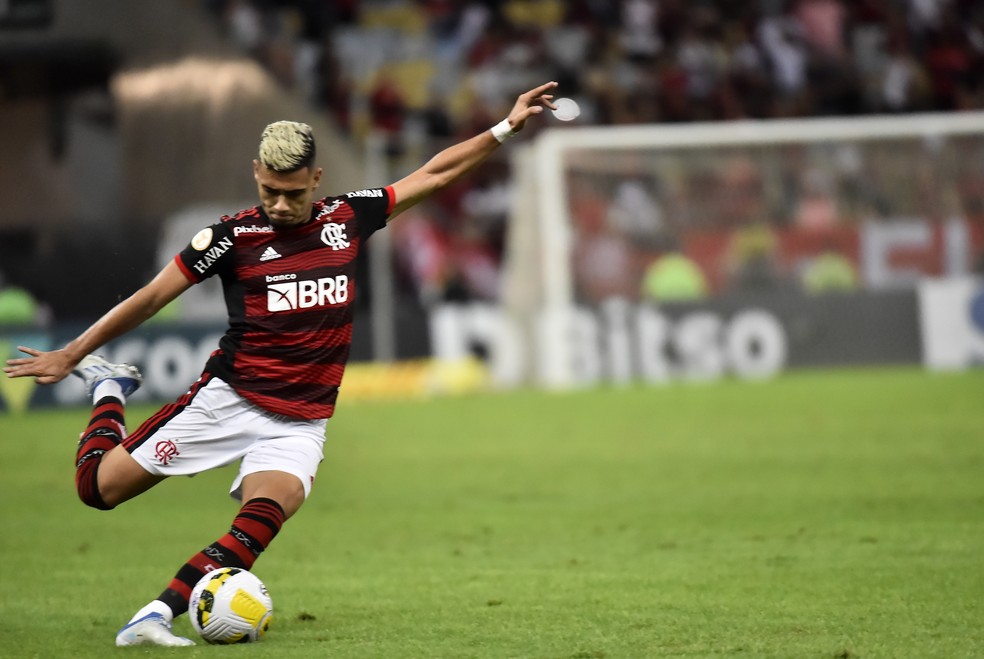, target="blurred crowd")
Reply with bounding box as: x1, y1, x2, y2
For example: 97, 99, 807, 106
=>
200, 0, 984, 304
